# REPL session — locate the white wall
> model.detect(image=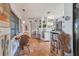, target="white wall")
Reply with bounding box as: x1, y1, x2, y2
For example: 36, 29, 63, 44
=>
64, 3, 73, 55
